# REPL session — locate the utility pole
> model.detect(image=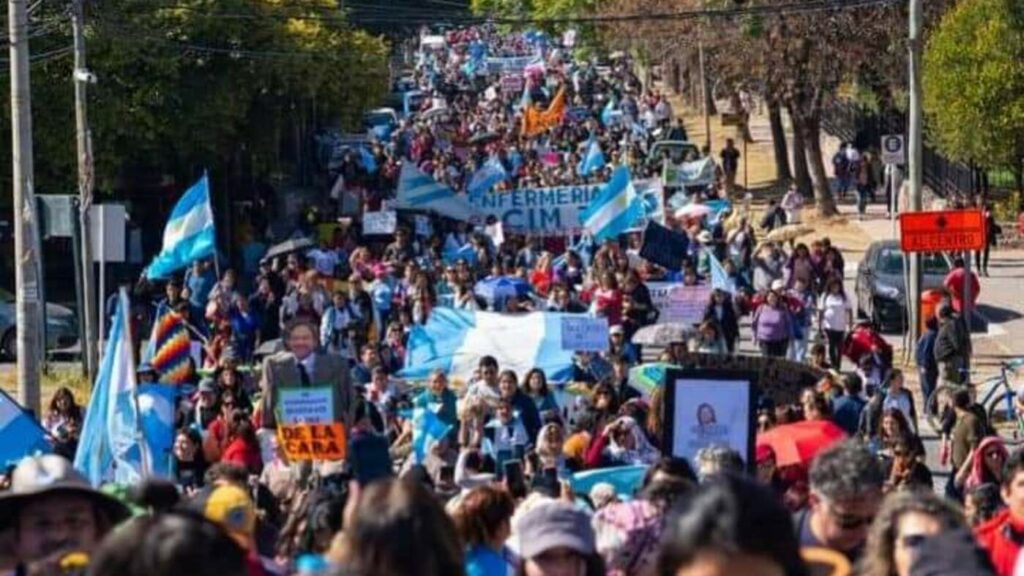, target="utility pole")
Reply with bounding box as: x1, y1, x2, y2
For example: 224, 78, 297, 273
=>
698, 40, 711, 152
907, 0, 924, 345
8, 0, 42, 413
71, 0, 96, 380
